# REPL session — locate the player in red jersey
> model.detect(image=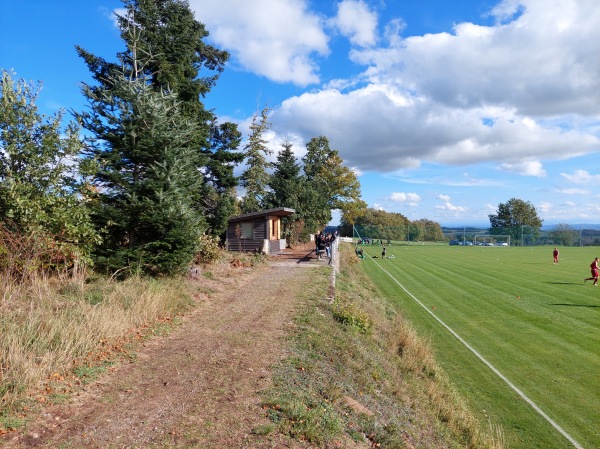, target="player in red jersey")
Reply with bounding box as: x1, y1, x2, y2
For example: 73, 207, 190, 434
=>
584, 257, 599, 286
553, 247, 559, 264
